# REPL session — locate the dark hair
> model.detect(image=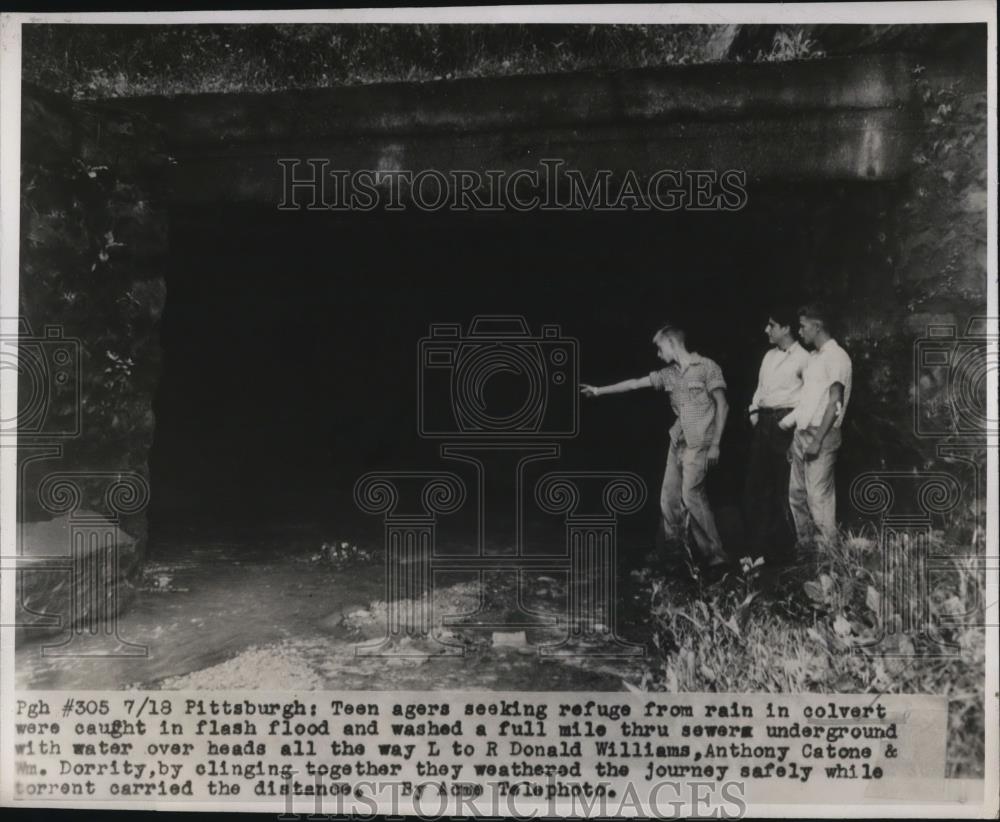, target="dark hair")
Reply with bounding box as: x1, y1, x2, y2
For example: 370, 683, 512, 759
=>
652, 323, 685, 345
797, 303, 832, 331
767, 305, 799, 333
